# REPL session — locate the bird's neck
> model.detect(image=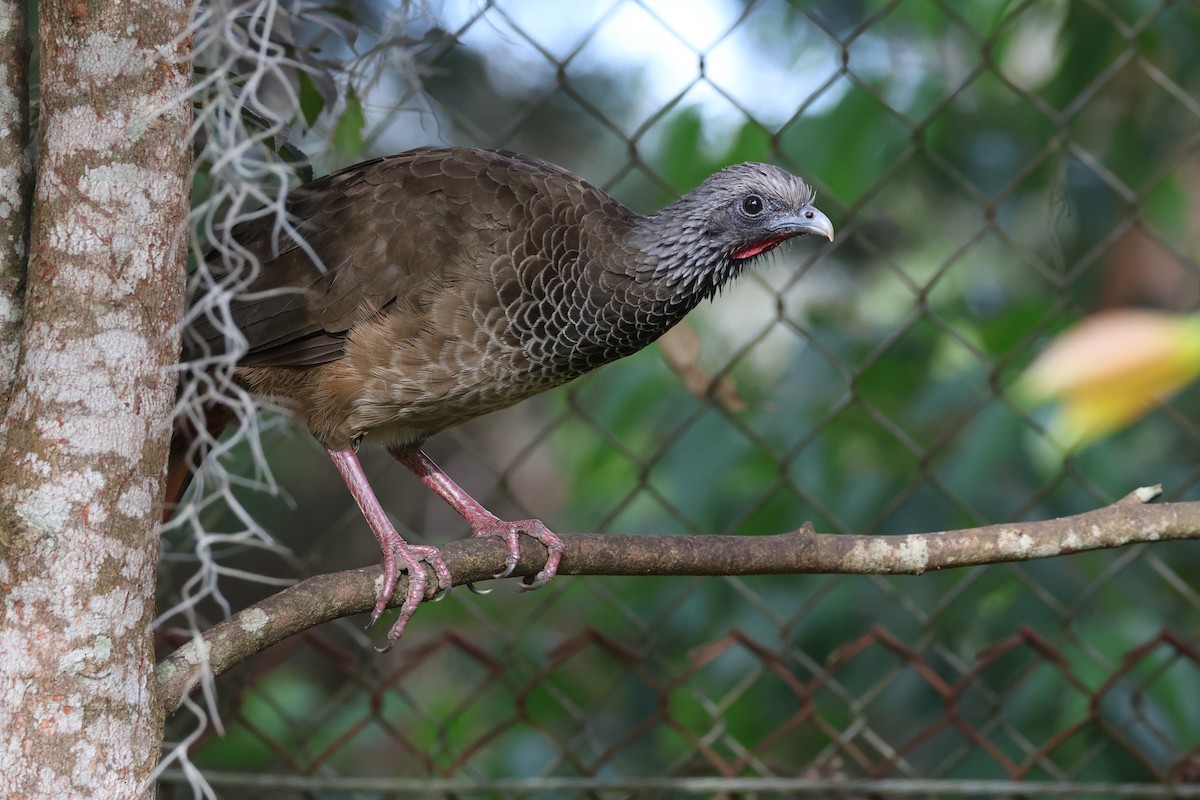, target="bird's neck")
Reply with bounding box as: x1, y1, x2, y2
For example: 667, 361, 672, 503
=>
626, 201, 742, 304
529, 203, 743, 378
